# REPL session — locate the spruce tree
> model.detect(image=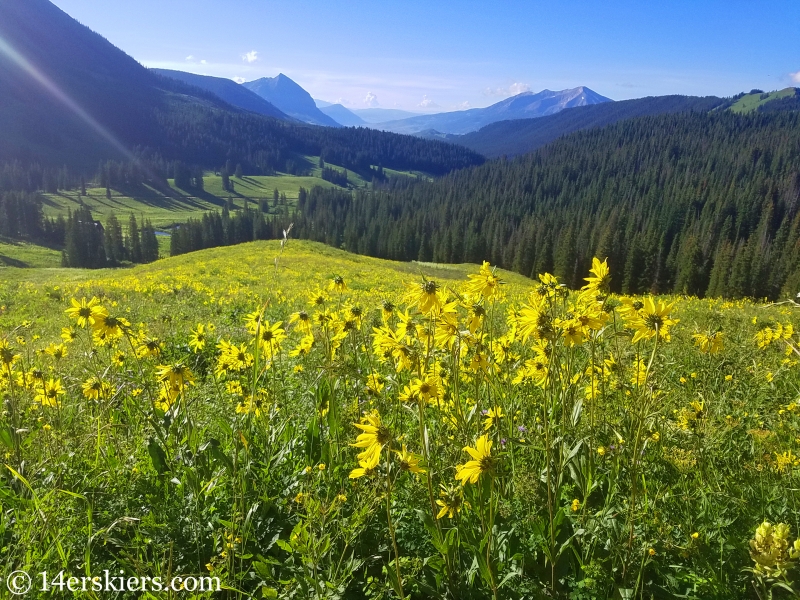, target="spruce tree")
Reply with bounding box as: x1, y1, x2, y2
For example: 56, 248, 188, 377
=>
141, 219, 159, 262
104, 214, 125, 266
128, 214, 143, 263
